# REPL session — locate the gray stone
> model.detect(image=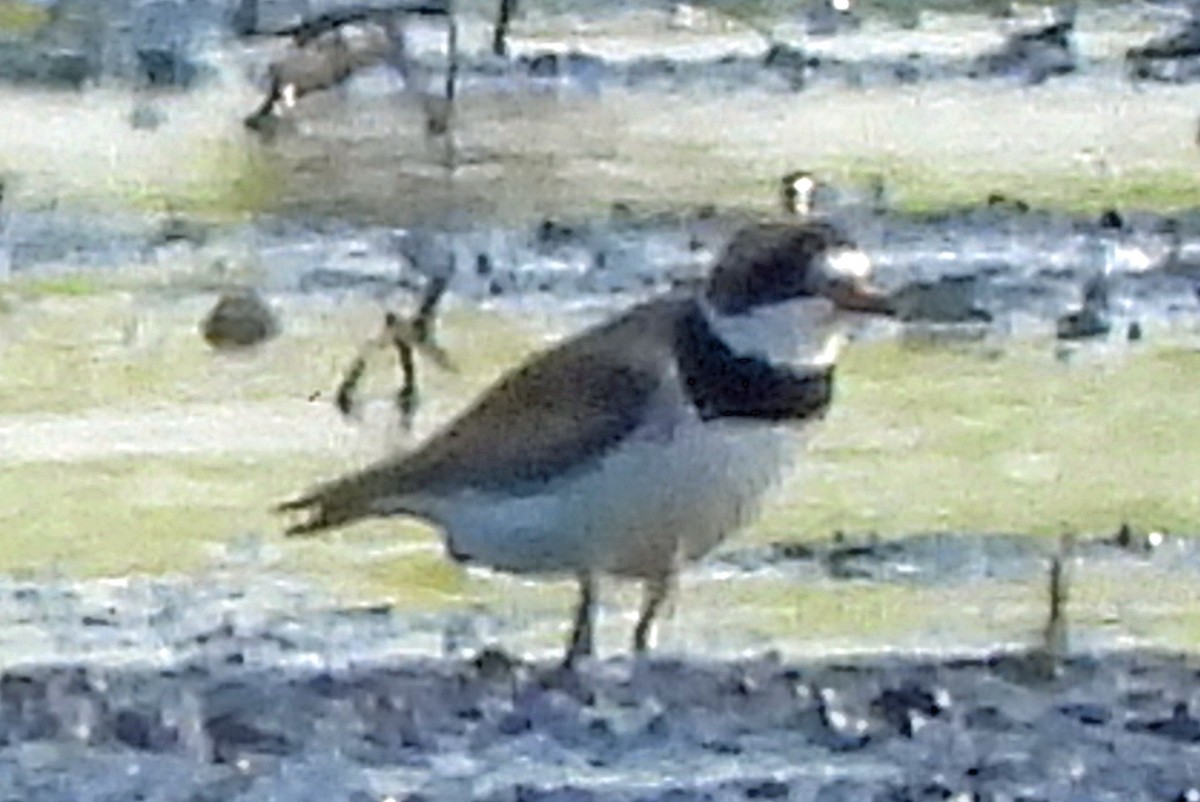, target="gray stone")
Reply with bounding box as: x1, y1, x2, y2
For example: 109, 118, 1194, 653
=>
200, 289, 280, 349
1055, 306, 1110, 340
129, 101, 167, 129
973, 5, 1077, 85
